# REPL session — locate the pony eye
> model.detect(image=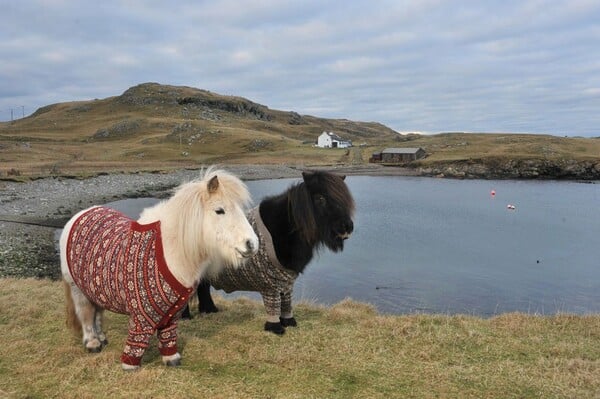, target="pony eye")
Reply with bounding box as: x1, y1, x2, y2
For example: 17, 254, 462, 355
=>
215, 208, 225, 215
315, 195, 326, 206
